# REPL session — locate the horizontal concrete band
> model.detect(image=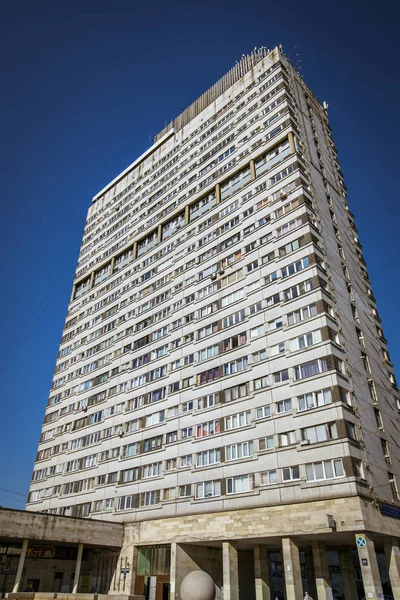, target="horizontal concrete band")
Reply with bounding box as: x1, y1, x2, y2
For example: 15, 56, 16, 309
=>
7, 595, 144, 600
0, 509, 123, 547
125, 495, 395, 545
